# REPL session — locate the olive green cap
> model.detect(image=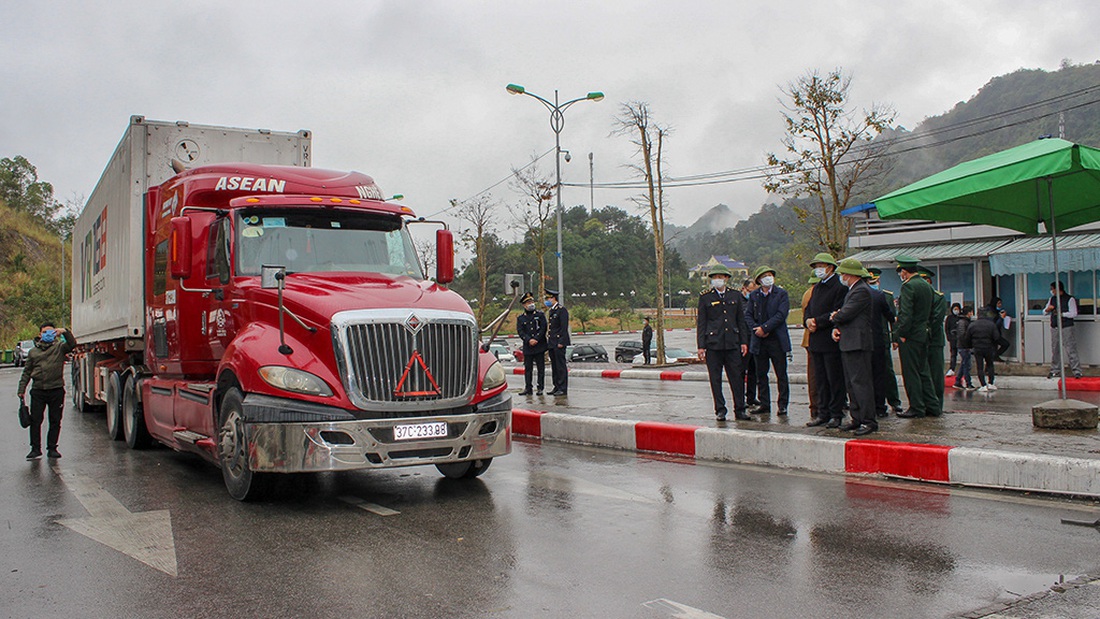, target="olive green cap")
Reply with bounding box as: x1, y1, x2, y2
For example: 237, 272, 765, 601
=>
894, 254, 920, 270
809, 252, 837, 267
836, 257, 866, 277
867, 267, 883, 276
706, 263, 732, 277
753, 265, 776, 282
